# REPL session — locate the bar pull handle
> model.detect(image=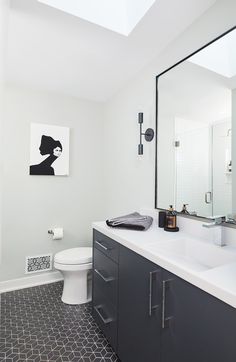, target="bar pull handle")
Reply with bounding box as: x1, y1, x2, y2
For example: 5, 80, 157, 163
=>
205, 191, 212, 204
94, 305, 113, 324
149, 270, 160, 317
94, 240, 108, 251
94, 268, 114, 282
162, 279, 172, 328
